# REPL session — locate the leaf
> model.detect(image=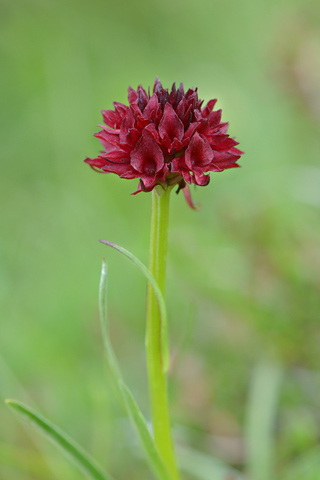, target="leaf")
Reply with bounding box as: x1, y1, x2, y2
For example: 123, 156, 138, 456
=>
99, 240, 169, 373
177, 445, 245, 480
98, 259, 172, 480
120, 382, 172, 480
5, 400, 114, 480
99, 258, 122, 385
0, 352, 76, 478
244, 361, 283, 480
